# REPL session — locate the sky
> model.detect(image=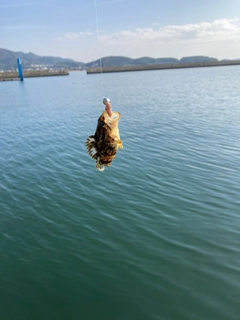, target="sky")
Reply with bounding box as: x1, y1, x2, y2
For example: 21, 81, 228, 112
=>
1, 0, 240, 63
